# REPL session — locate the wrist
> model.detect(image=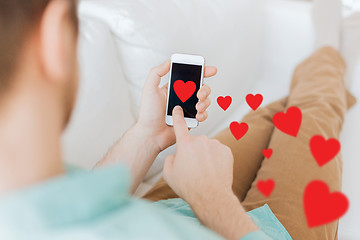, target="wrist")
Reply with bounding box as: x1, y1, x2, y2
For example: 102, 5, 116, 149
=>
190, 188, 236, 215
190, 190, 258, 240
133, 122, 162, 155
95, 123, 161, 168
